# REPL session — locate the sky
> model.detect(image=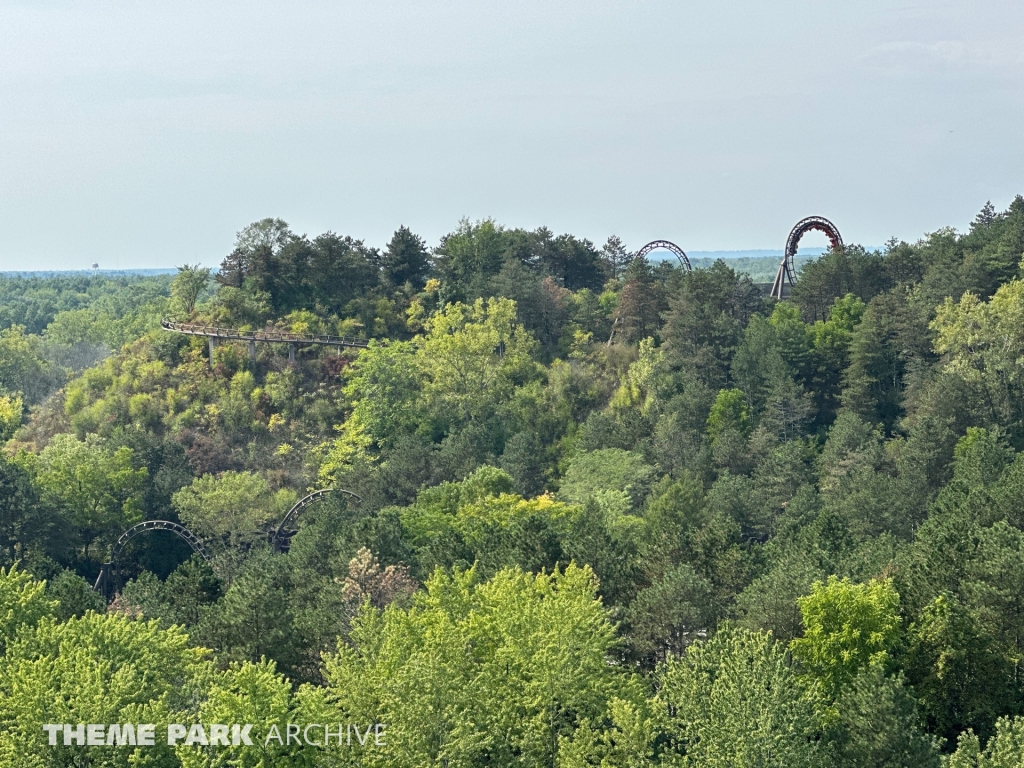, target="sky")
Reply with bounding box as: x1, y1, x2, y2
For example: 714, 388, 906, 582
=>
0, 0, 1021, 270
